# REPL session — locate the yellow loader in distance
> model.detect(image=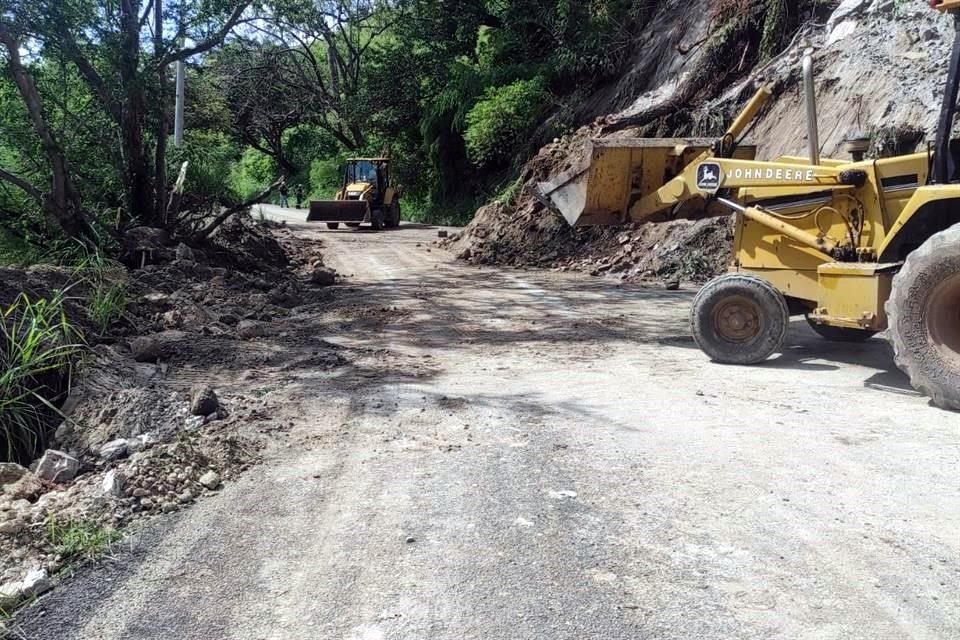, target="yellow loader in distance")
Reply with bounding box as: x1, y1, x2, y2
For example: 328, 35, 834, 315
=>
537, 0, 960, 411
307, 158, 401, 231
